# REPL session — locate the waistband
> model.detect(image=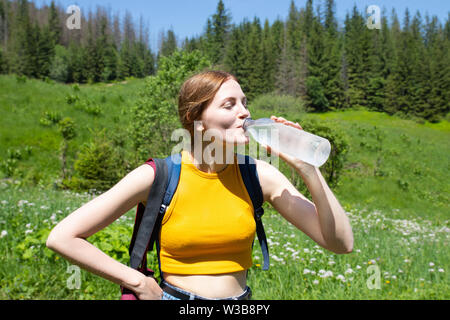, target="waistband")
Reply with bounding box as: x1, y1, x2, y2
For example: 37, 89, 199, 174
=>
160, 280, 252, 300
